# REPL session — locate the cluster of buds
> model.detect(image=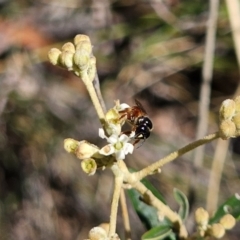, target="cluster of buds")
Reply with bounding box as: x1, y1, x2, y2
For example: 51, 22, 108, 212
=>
219, 96, 240, 139
195, 208, 236, 239
64, 101, 134, 175
48, 34, 96, 81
